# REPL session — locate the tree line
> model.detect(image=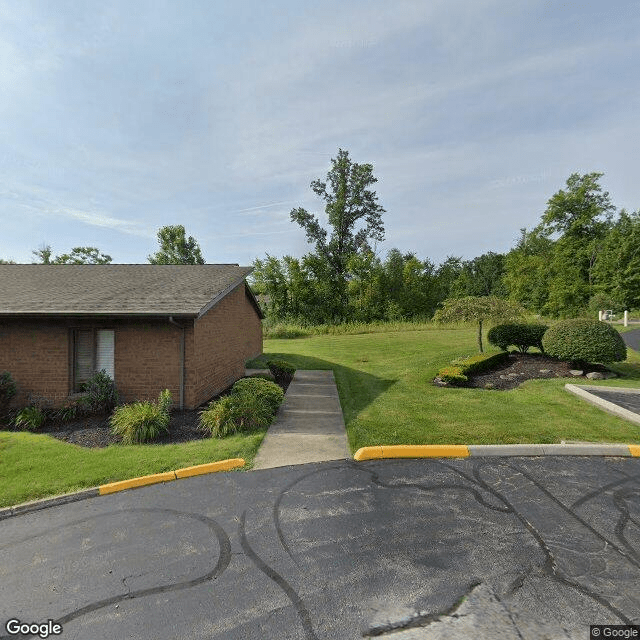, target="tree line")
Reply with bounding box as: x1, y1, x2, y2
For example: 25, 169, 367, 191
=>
3, 149, 637, 323
0, 225, 205, 266
251, 152, 639, 323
